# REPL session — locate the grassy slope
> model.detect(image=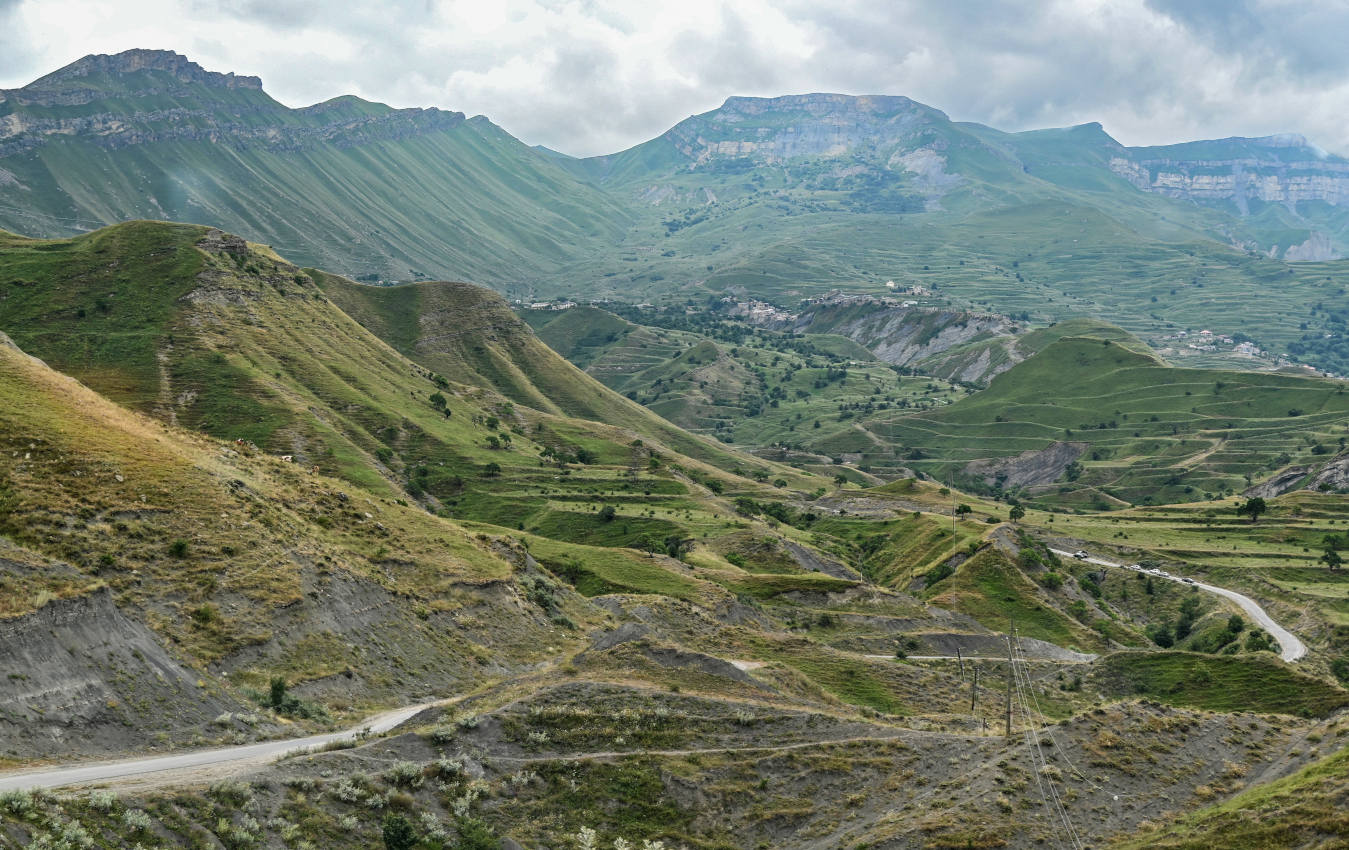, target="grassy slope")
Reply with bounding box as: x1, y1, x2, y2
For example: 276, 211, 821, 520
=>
1117, 741, 1349, 849
0, 326, 556, 675
313, 272, 794, 477
873, 334, 1349, 506
0, 70, 629, 285
1090, 651, 1349, 716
